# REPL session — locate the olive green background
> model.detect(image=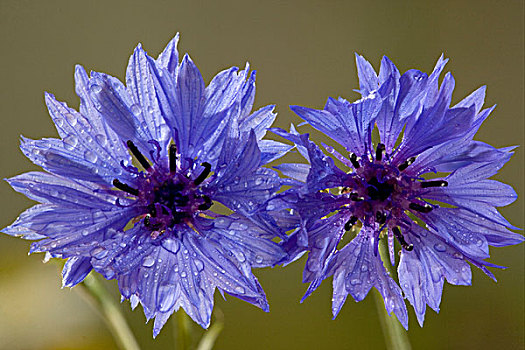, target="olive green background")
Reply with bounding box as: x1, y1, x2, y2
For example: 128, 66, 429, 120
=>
0, 1, 523, 349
